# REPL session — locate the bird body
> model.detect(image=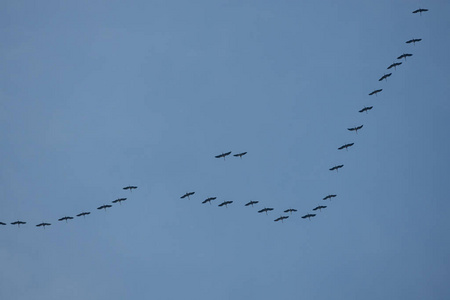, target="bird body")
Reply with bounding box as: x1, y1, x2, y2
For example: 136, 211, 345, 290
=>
245, 201, 259, 207
97, 205, 112, 211
58, 216, 74, 223
181, 192, 195, 199
202, 197, 217, 204
323, 194, 337, 201
36, 222, 51, 228
258, 207, 274, 215
387, 62, 402, 70
348, 125, 363, 133
359, 106, 373, 114
412, 8, 428, 15
233, 152, 247, 158
301, 214, 316, 220
112, 197, 127, 204
369, 89, 382, 96
274, 216, 289, 223
11, 220, 26, 227
329, 165, 344, 172
338, 143, 354, 151
284, 208, 297, 214
397, 53, 413, 60
313, 206, 327, 211
218, 201, 233, 207
406, 38, 422, 45
76, 212, 91, 218
123, 186, 138, 191
215, 151, 232, 160
379, 73, 392, 81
